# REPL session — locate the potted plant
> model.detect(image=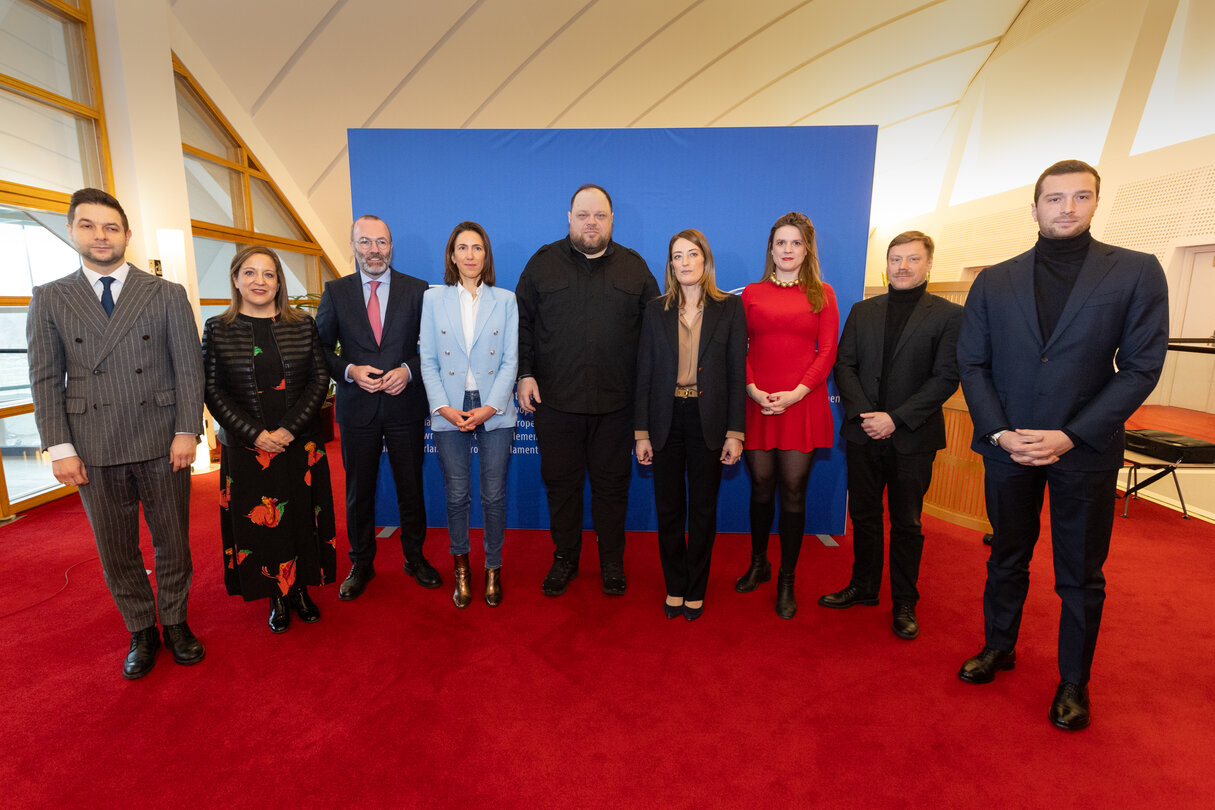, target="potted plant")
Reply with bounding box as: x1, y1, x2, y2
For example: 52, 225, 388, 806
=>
289, 293, 337, 444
